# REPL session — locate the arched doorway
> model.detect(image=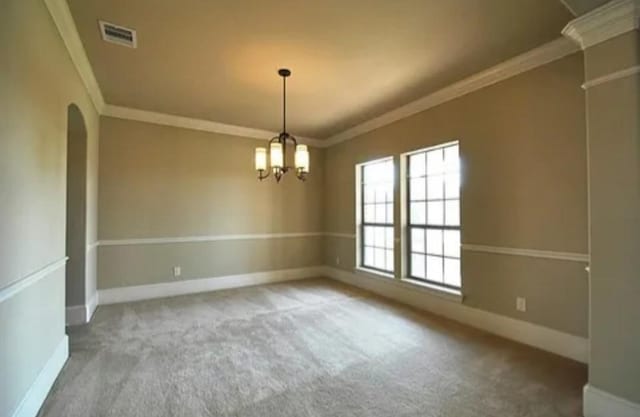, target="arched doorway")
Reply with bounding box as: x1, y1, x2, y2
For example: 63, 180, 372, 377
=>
65, 104, 88, 321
